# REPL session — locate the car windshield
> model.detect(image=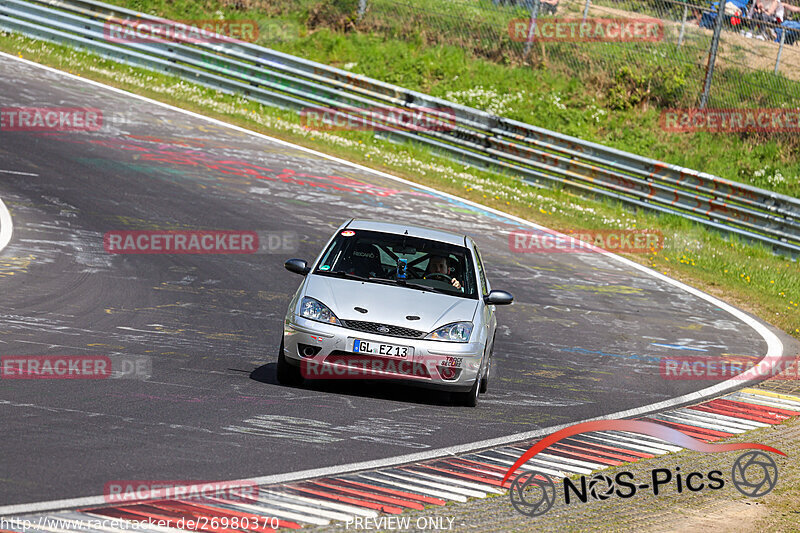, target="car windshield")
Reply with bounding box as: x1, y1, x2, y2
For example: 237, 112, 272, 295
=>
314, 229, 478, 299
